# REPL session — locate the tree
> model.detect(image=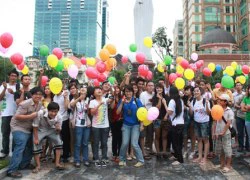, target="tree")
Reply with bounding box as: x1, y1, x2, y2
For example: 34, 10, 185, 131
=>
0, 56, 14, 82
152, 27, 173, 61
109, 69, 126, 84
